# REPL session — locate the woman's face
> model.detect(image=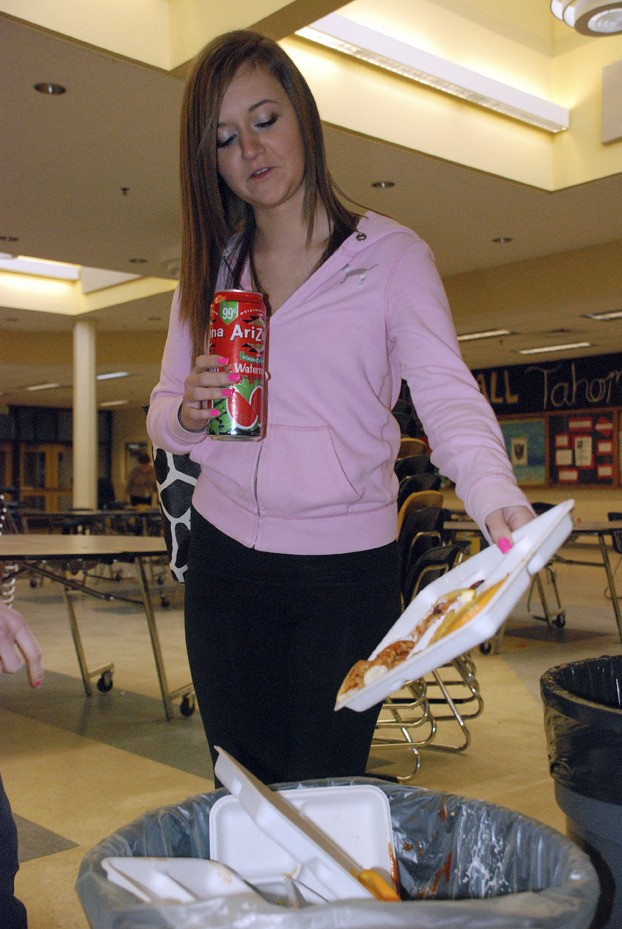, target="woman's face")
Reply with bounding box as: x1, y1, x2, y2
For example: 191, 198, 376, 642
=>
216, 62, 306, 216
